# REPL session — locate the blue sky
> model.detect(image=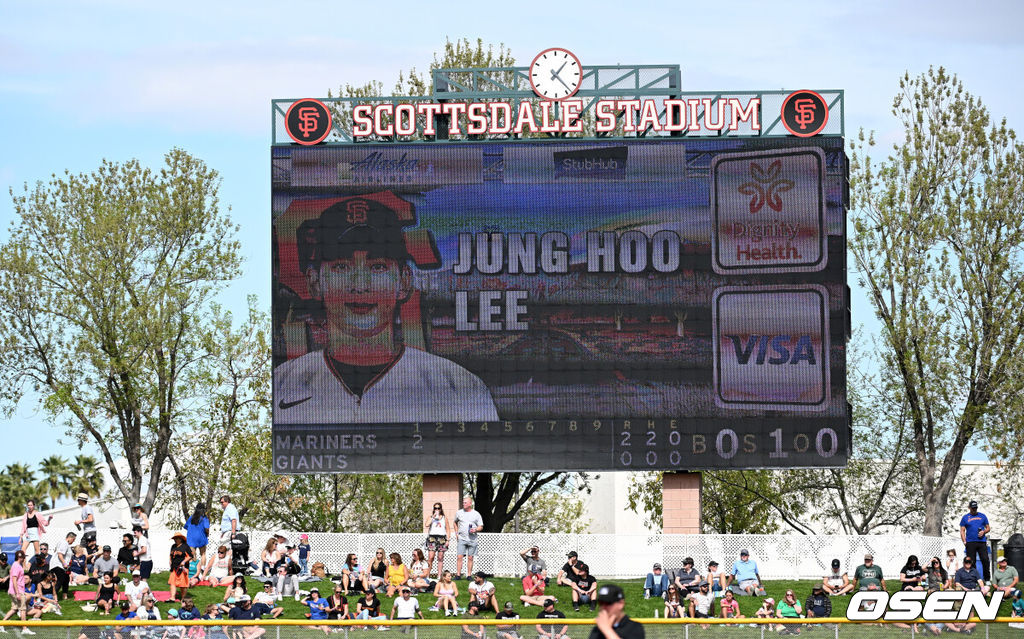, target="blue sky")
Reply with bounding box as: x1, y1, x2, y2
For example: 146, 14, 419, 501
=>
1, 0, 1022, 469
